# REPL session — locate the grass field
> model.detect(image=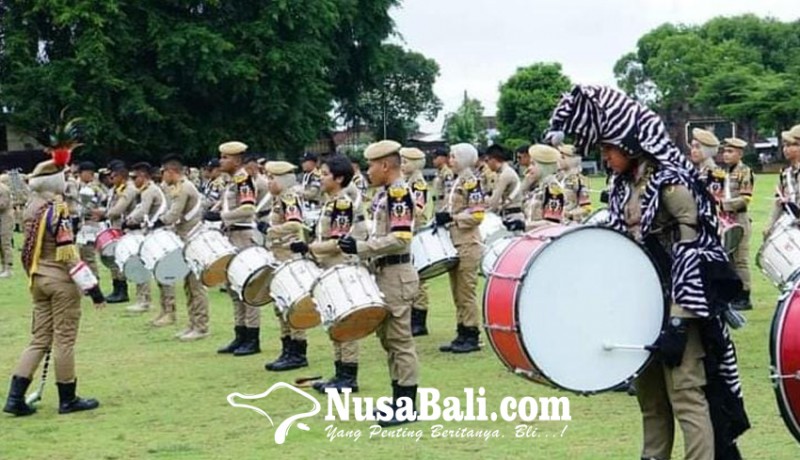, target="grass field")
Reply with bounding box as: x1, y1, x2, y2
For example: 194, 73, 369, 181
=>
1, 173, 798, 459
